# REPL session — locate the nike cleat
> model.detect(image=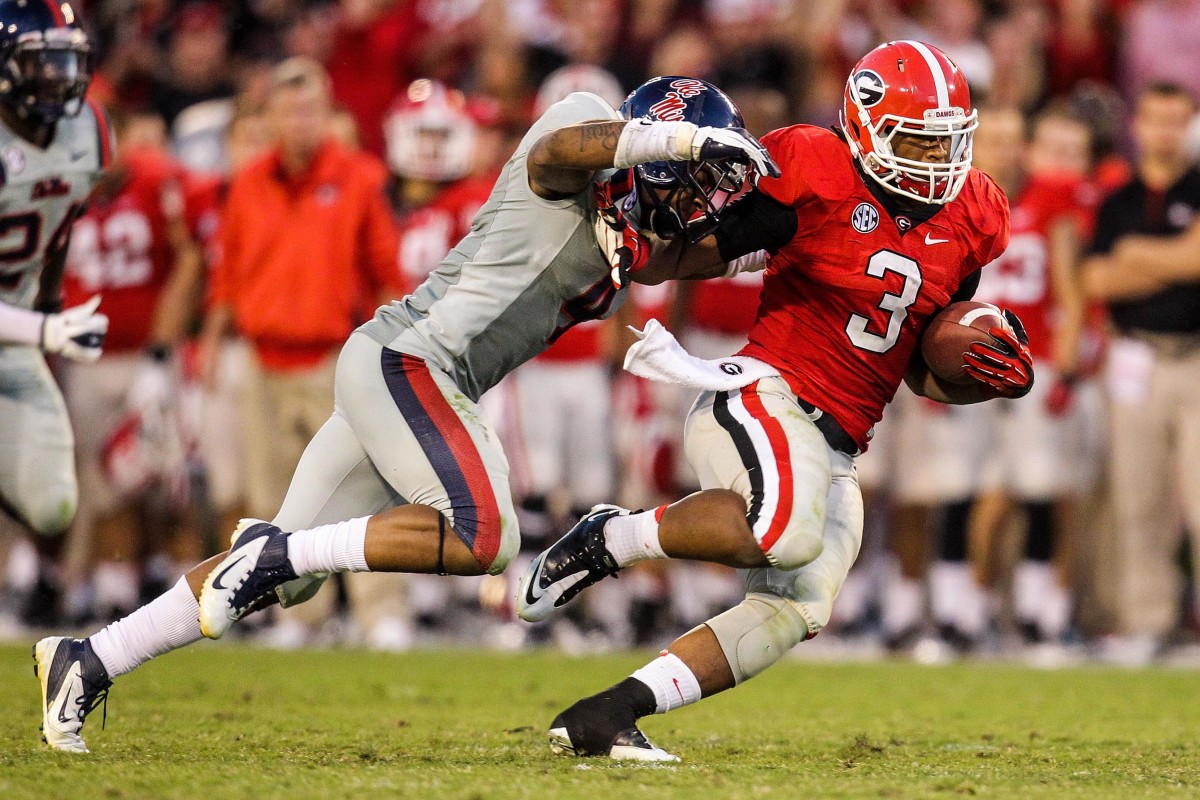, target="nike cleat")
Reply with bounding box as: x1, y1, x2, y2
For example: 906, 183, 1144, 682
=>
199, 519, 297, 640
548, 713, 679, 762
34, 637, 112, 753
516, 505, 626, 622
